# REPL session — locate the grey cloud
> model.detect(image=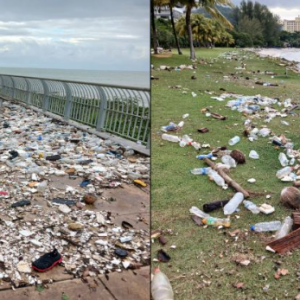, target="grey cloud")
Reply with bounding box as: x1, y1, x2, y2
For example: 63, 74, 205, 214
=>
232, 0, 299, 9
0, 0, 149, 21
0, 0, 149, 71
